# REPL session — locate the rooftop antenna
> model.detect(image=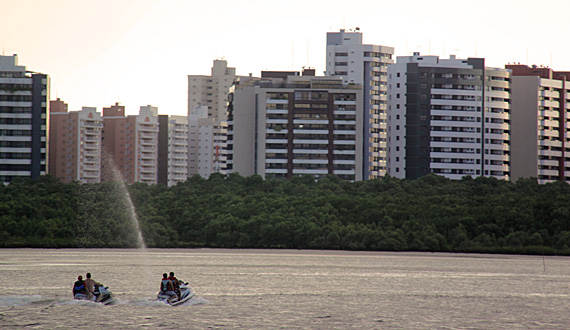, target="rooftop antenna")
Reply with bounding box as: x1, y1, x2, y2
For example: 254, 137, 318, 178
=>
428, 39, 431, 54
475, 42, 477, 57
